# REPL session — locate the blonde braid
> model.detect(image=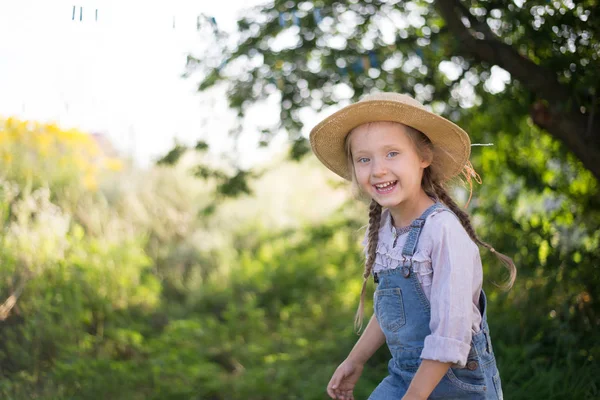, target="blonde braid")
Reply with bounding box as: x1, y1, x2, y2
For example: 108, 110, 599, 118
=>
355, 199, 382, 333
433, 181, 517, 289
421, 167, 438, 200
